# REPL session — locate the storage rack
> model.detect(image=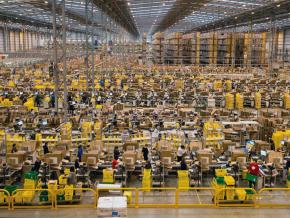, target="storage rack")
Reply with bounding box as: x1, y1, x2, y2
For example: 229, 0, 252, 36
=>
165, 32, 183, 65
182, 33, 200, 65
152, 32, 165, 64
217, 32, 233, 66
200, 32, 217, 66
